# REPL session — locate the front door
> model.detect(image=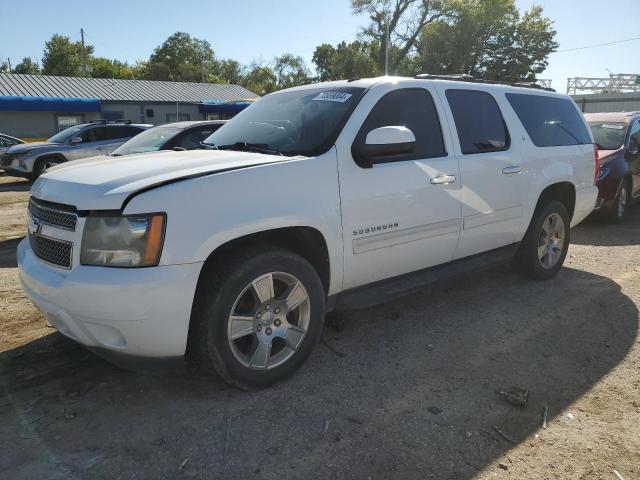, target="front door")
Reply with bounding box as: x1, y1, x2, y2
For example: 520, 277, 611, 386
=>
437, 87, 526, 259
336, 85, 462, 290
626, 119, 640, 198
